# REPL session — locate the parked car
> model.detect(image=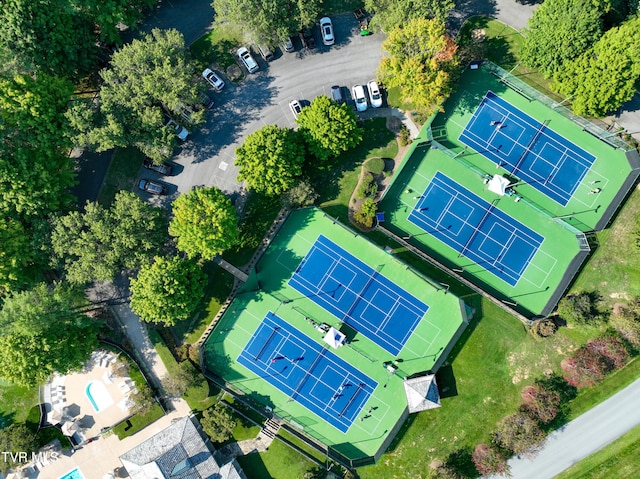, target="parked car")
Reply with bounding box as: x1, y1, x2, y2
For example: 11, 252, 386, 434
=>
281, 36, 295, 52
331, 85, 344, 104
352, 84, 368, 112
143, 158, 173, 176
299, 29, 316, 49
200, 92, 214, 110
320, 17, 335, 46
367, 80, 383, 108
137, 179, 167, 195
202, 68, 225, 91
166, 119, 189, 140
258, 44, 274, 61
237, 47, 259, 73
289, 99, 303, 118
